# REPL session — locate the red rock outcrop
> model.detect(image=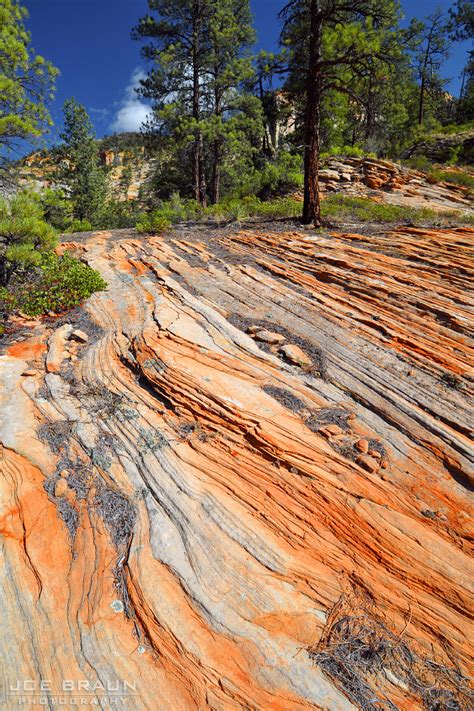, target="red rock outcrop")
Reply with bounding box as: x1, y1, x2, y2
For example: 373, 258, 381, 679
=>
1, 224, 473, 709
318, 158, 473, 213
